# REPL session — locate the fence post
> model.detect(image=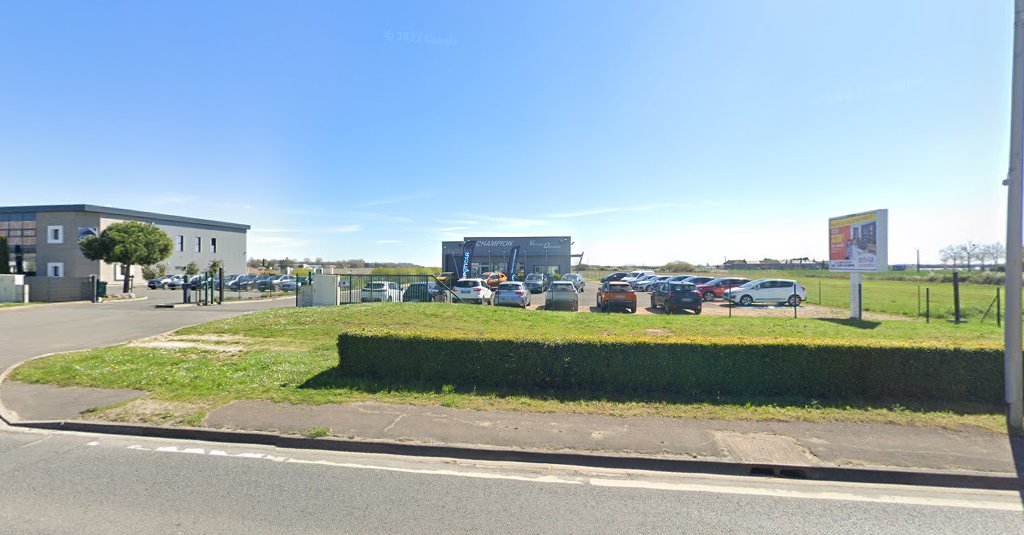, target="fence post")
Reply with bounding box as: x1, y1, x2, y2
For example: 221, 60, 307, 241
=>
818, 280, 822, 304
917, 285, 921, 317
997, 287, 1002, 328
218, 268, 224, 305
953, 271, 962, 324
926, 287, 930, 323
857, 283, 863, 320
